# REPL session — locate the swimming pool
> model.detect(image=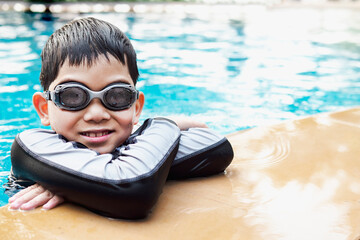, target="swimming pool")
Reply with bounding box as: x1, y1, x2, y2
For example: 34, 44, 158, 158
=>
0, 6, 359, 206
